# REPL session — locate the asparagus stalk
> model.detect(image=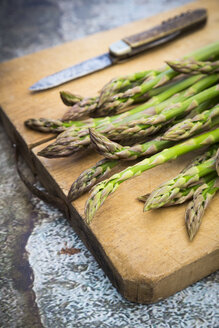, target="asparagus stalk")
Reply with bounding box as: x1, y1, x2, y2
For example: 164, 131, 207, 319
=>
60, 91, 83, 106
138, 186, 197, 206
185, 177, 219, 240
143, 156, 217, 211
141, 83, 219, 126
162, 104, 219, 141
68, 159, 118, 201
85, 129, 219, 223
24, 118, 70, 133
62, 96, 99, 121
166, 59, 219, 75
181, 144, 219, 173
138, 172, 217, 206
89, 128, 174, 160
